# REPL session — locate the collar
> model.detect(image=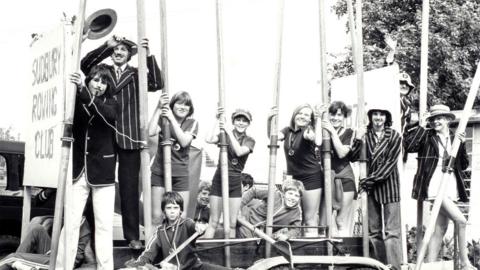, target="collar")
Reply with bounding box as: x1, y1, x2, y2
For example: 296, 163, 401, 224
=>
115, 63, 128, 72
